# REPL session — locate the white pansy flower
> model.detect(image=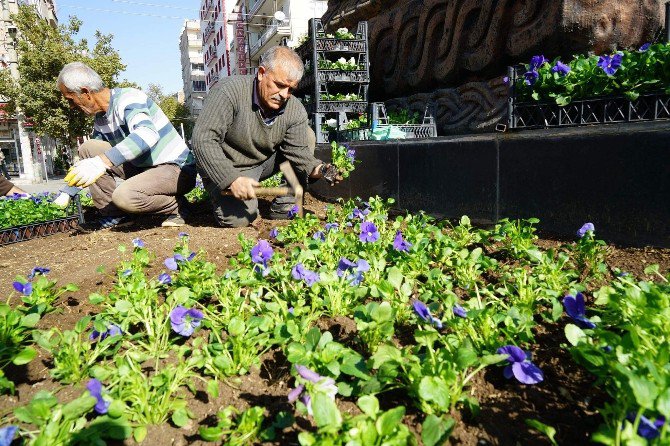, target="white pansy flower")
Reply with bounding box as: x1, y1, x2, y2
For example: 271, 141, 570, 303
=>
326, 118, 337, 128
